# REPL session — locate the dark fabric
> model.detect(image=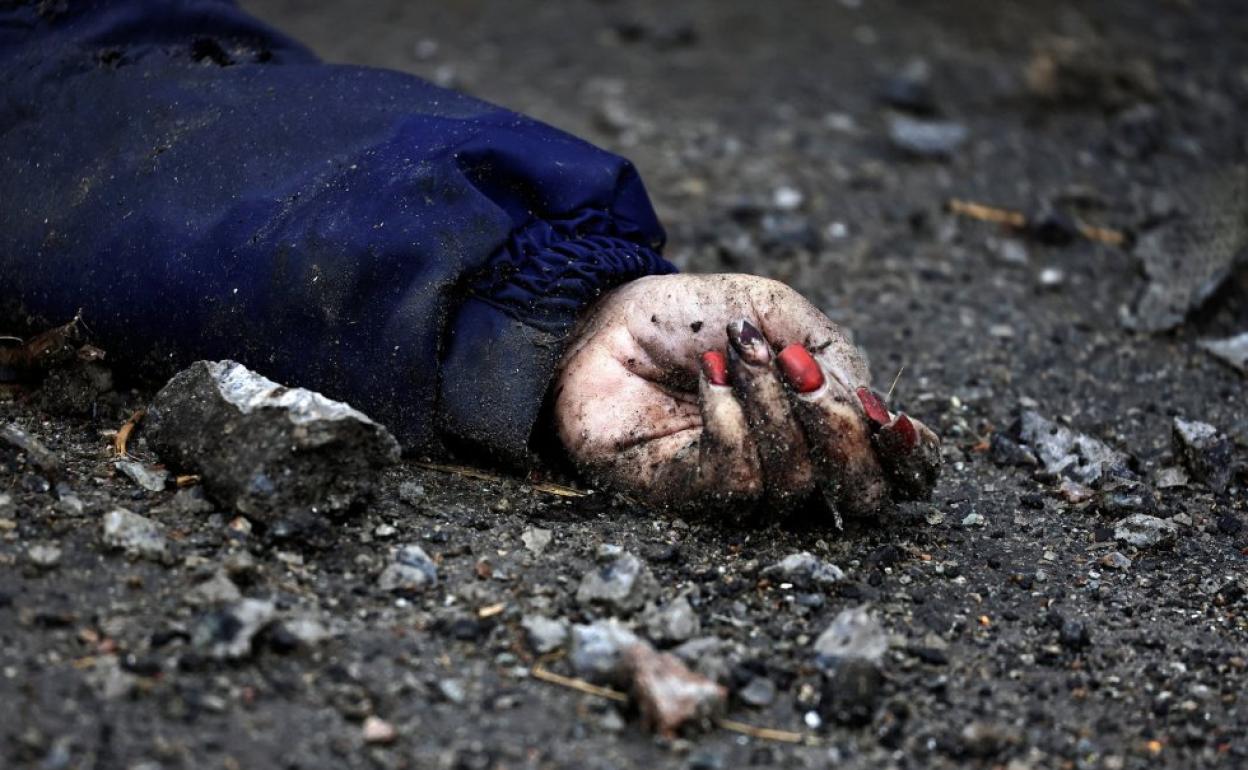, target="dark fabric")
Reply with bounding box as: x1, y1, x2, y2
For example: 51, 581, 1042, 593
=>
0, 0, 674, 461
